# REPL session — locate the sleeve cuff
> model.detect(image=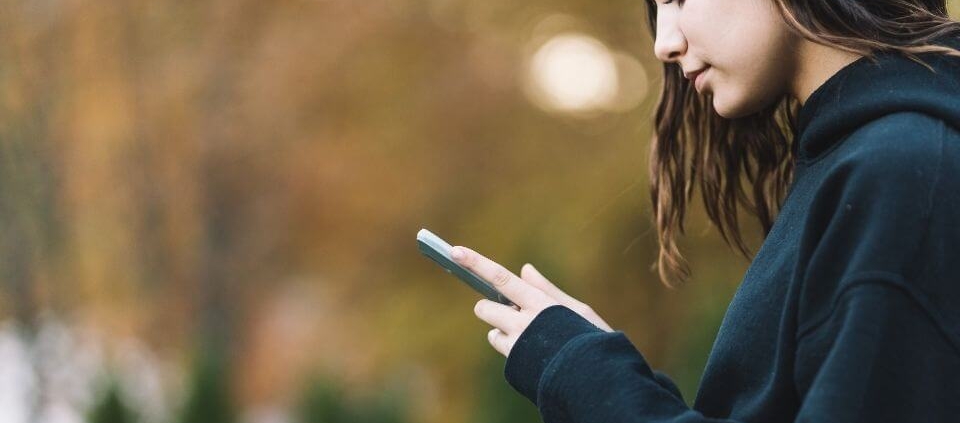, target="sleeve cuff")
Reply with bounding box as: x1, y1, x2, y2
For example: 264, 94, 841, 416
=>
503, 304, 604, 403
